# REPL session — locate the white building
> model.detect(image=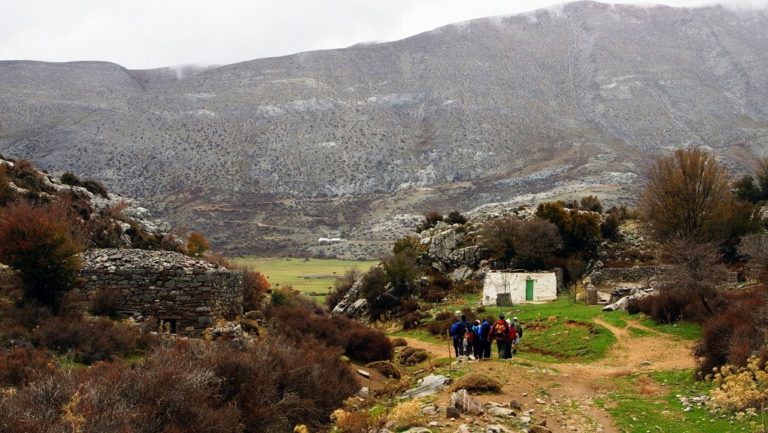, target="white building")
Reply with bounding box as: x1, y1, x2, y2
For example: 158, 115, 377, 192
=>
482, 271, 558, 305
